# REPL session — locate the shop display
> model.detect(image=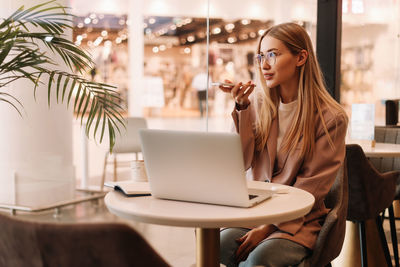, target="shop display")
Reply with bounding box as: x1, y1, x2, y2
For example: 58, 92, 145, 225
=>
73, 14, 272, 117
